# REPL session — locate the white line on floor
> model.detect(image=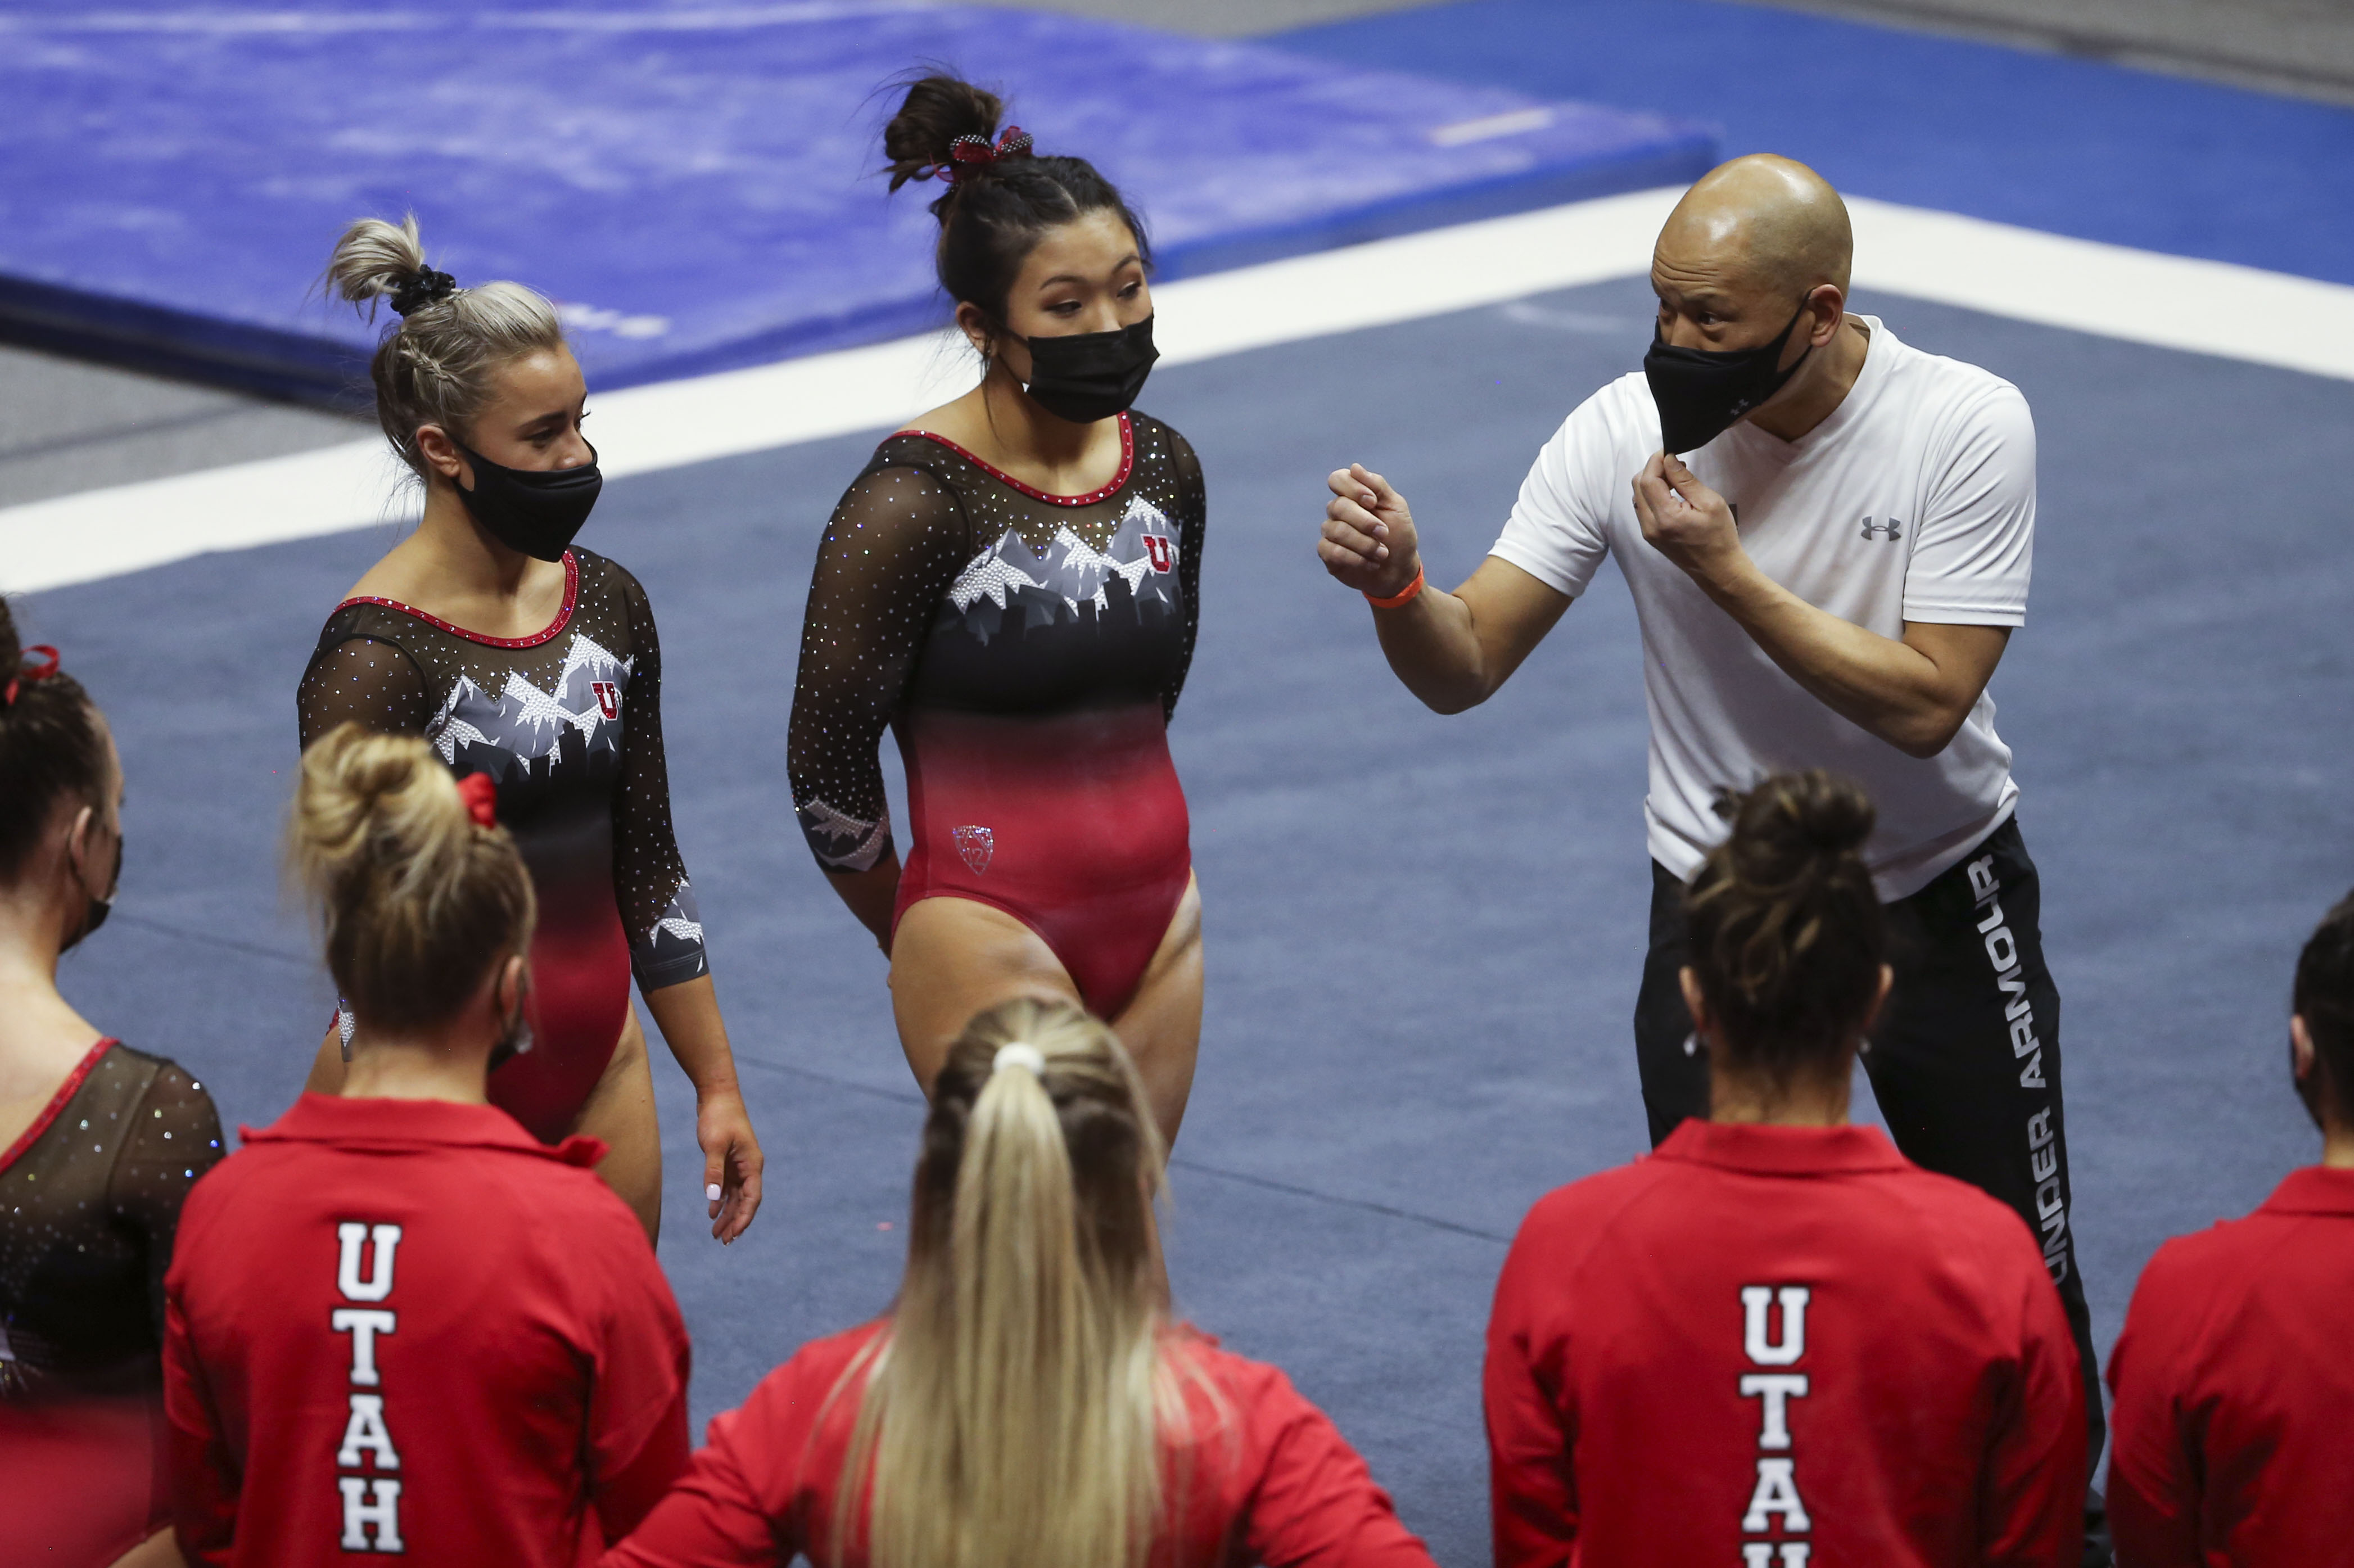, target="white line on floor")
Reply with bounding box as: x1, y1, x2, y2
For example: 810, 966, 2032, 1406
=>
8, 187, 2351, 594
